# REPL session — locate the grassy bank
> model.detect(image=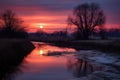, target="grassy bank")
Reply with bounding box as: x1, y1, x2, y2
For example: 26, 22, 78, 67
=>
0, 39, 35, 80
45, 40, 120, 54
0, 39, 35, 54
